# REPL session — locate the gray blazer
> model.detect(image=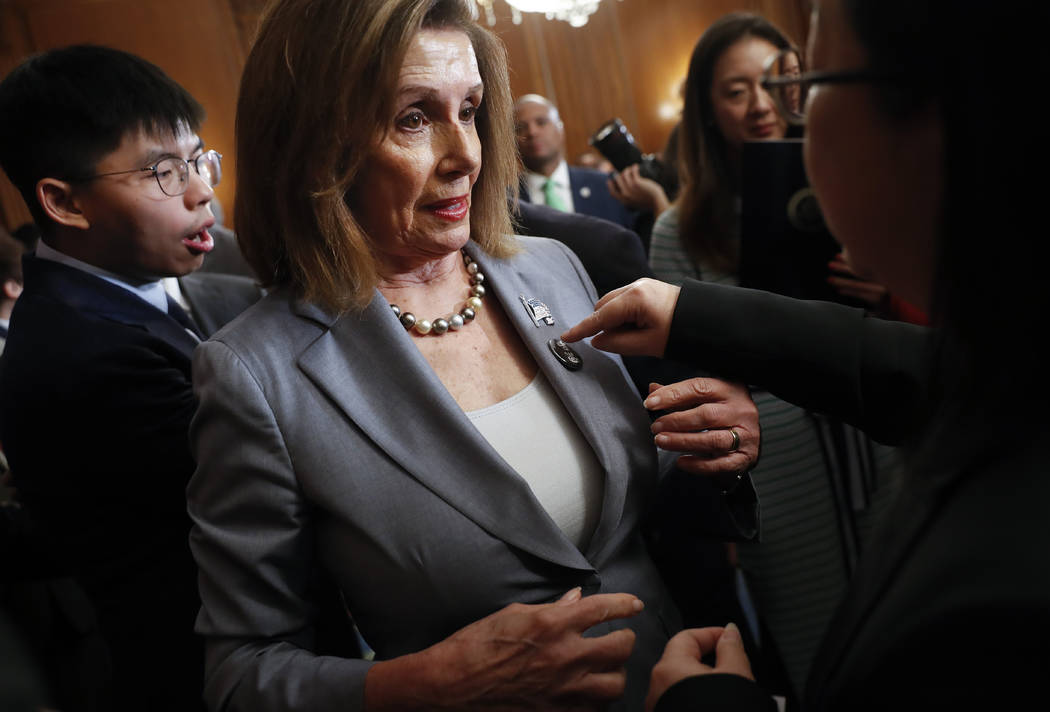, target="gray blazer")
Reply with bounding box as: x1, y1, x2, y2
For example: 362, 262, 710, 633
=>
187, 236, 751, 711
